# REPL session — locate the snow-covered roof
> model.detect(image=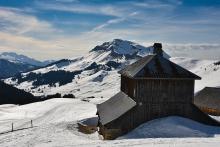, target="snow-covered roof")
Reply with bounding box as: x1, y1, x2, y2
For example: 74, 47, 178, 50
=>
119, 54, 201, 79
194, 87, 220, 110
97, 91, 136, 125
